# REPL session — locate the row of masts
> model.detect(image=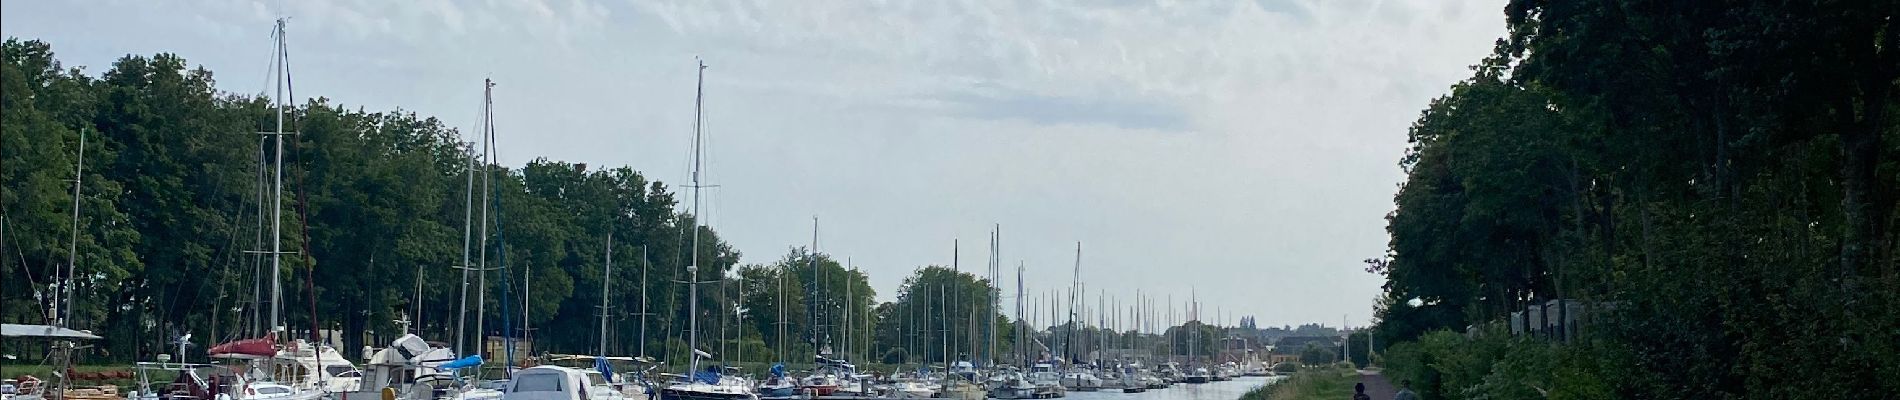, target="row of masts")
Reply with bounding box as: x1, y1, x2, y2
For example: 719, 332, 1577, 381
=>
125, 21, 1240, 375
